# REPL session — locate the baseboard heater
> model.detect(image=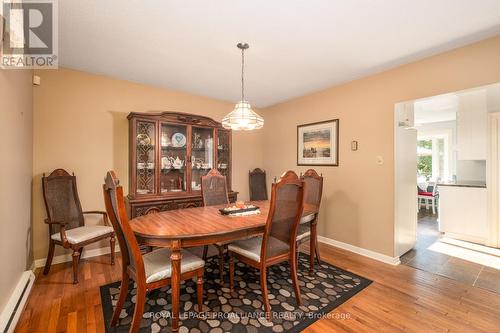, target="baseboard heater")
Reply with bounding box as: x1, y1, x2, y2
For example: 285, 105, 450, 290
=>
0, 271, 35, 333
